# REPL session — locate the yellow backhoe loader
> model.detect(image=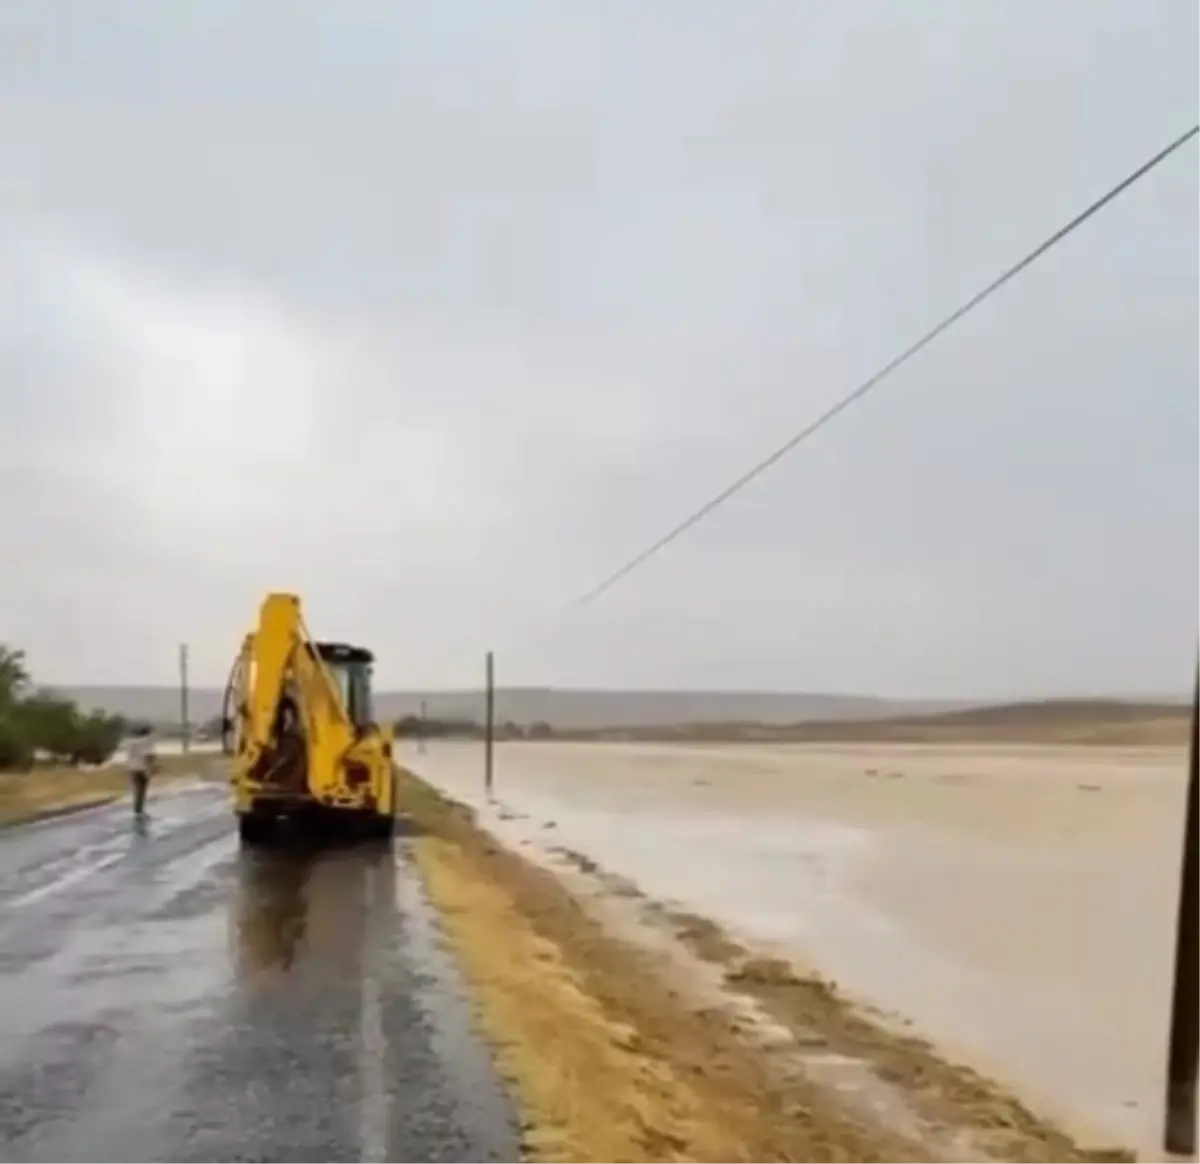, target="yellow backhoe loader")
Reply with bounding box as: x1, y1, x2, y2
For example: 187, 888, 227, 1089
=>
220, 592, 397, 844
